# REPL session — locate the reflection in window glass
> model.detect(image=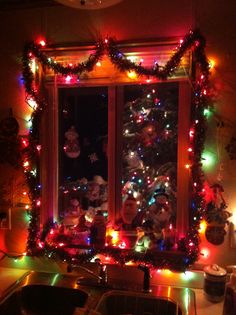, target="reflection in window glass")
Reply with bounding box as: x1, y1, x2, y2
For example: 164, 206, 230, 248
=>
58, 87, 108, 229
121, 83, 178, 250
